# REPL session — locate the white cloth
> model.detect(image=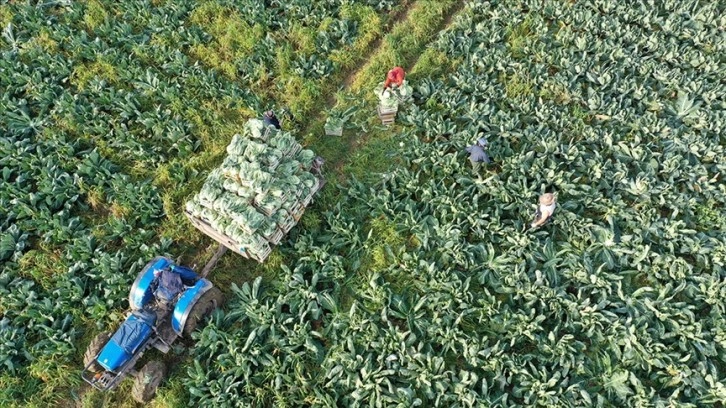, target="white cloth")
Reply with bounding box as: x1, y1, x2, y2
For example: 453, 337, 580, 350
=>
539, 202, 556, 219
